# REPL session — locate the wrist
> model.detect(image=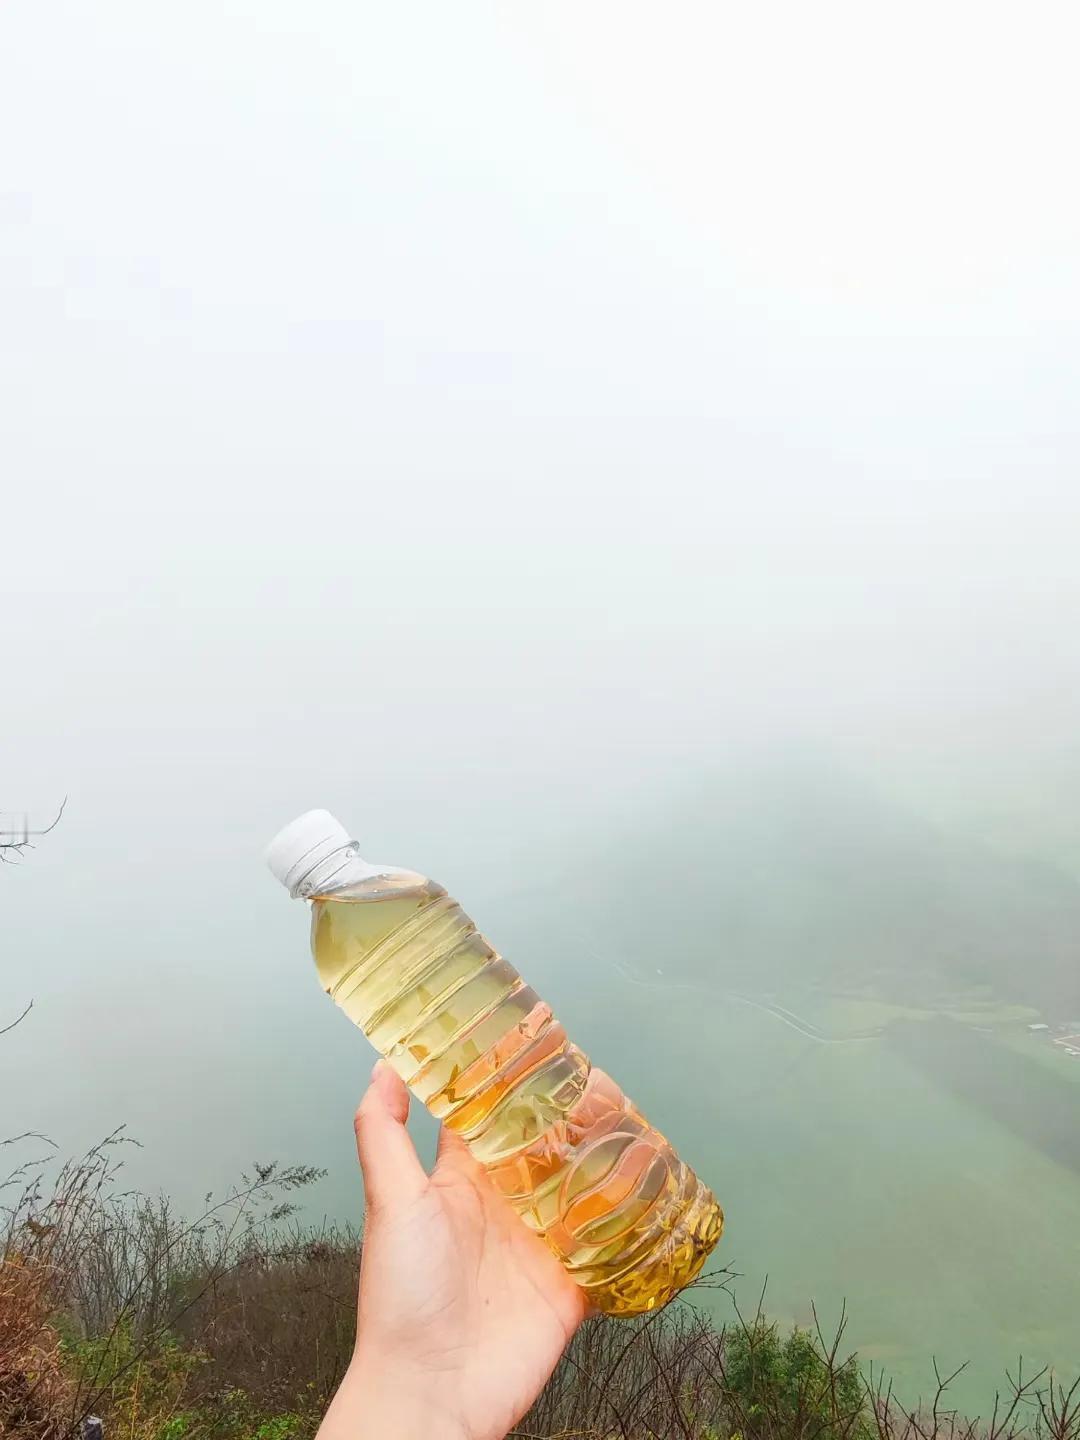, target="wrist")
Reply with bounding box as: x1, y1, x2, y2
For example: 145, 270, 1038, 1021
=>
321, 1356, 470, 1440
